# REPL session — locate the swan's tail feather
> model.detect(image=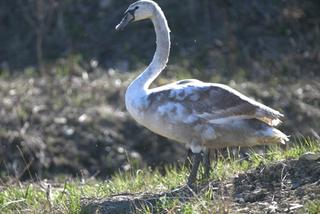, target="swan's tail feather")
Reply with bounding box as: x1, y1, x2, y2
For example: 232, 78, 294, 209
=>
259, 127, 289, 145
